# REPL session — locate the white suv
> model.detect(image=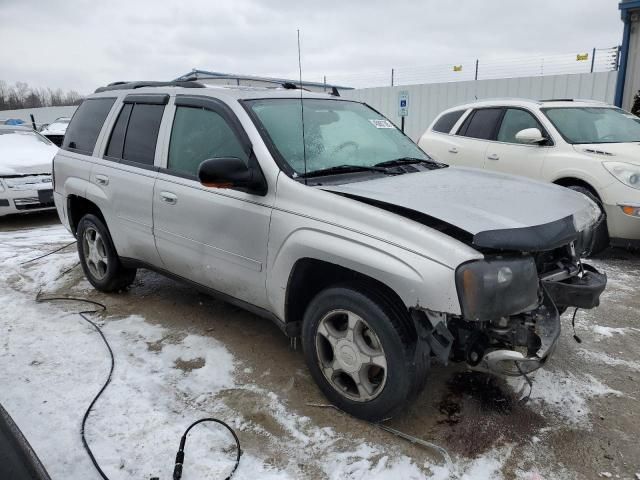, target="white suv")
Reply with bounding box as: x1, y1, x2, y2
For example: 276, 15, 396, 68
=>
419, 99, 640, 253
